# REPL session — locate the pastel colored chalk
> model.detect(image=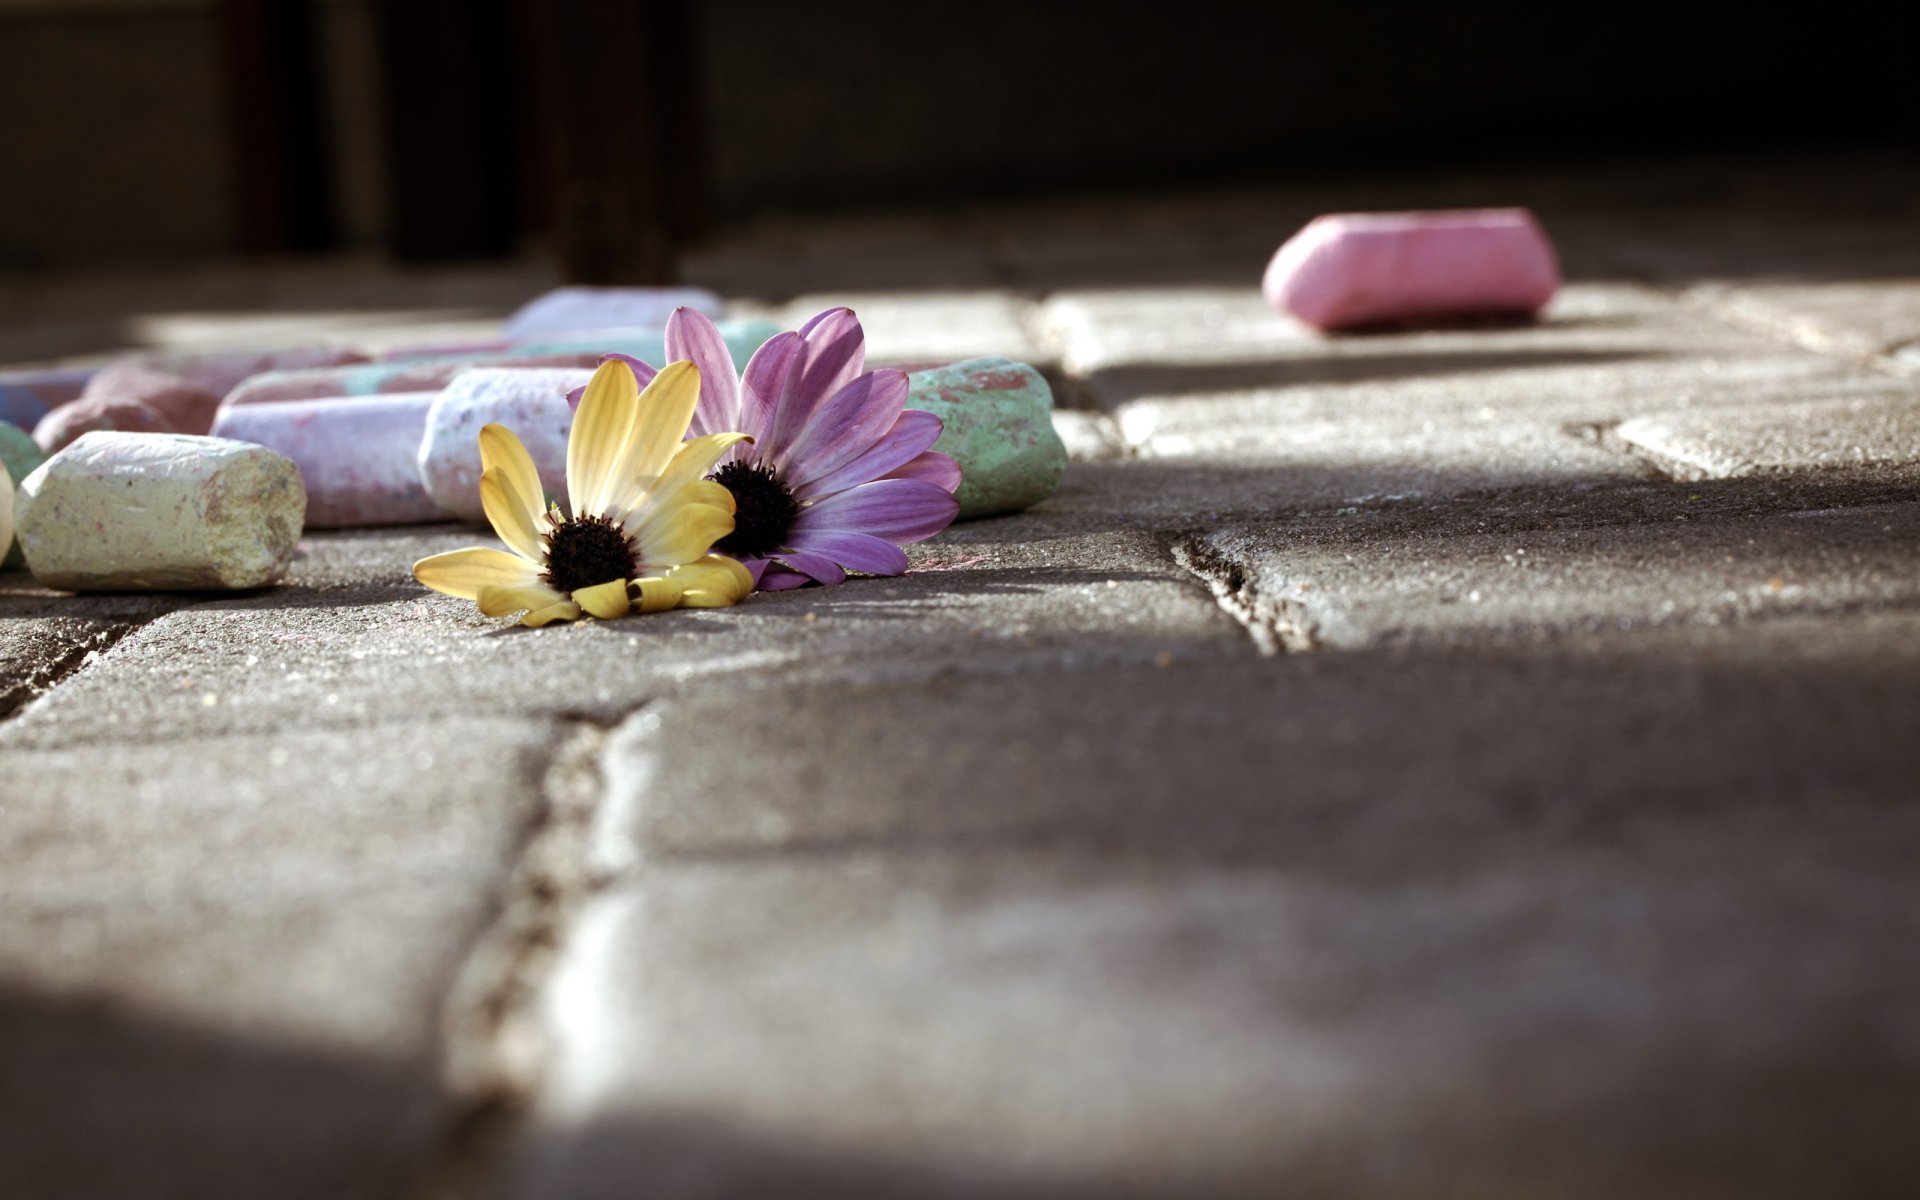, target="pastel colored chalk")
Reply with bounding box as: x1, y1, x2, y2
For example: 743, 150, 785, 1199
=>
220, 353, 605, 409
80, 363, 222, 435
34, 395, 176, 453
0, 420, 43, 567
0, 366, 95, 430
502, 287, 724, 339
419, 369, 590, 523
135, 346, 370, 398
905, 358, 1065, 519
517, 320, 781, 374
211, 393, 442, 528
15, 432, 305, 591
1263, 208, 1559, 330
